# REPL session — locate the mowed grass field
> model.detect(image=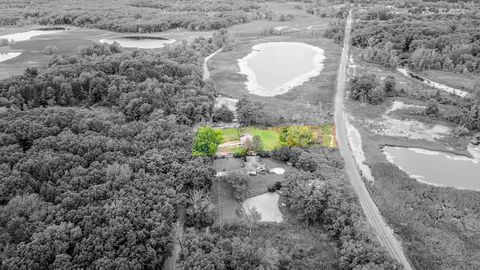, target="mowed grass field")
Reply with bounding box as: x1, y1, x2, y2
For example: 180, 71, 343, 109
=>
216, 125, 337, 152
